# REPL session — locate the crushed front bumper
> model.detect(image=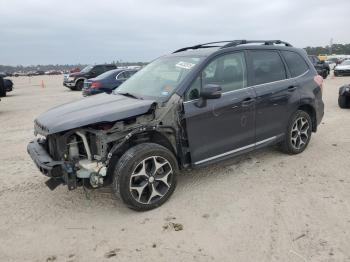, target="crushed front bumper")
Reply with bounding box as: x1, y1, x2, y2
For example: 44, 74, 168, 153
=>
27, 139, 63, 177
